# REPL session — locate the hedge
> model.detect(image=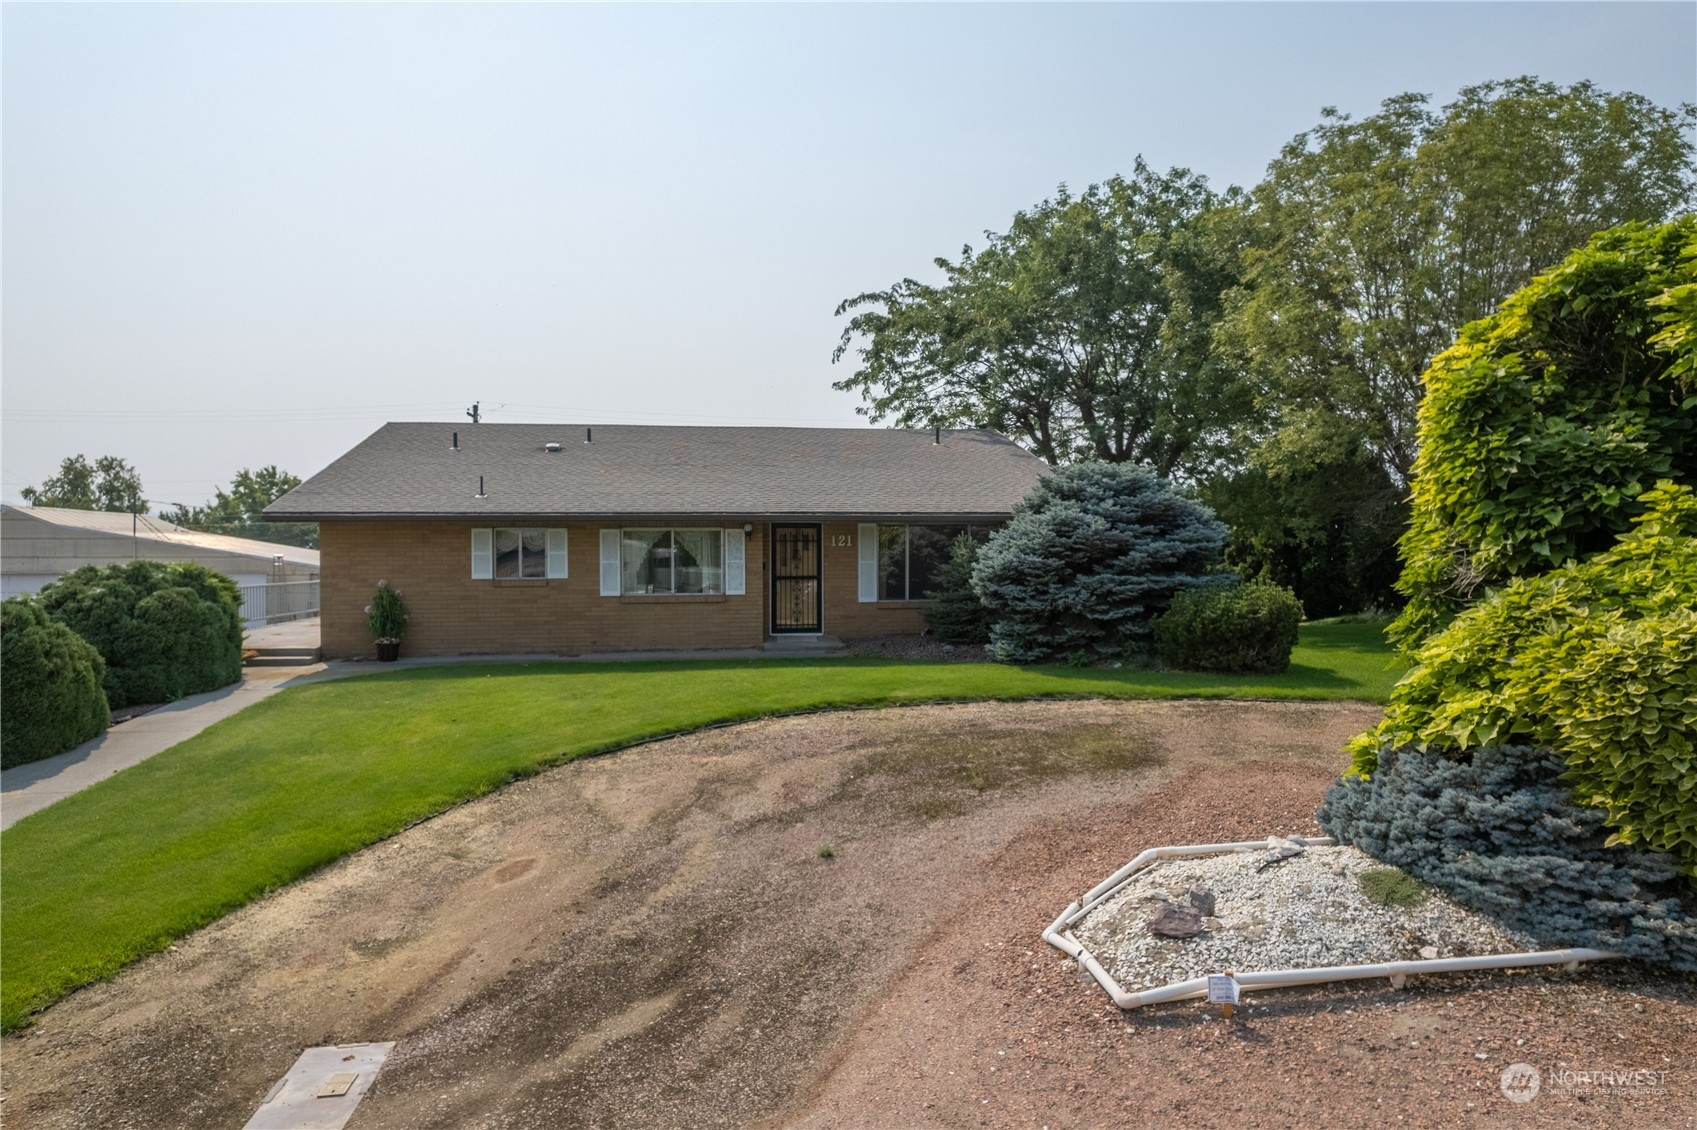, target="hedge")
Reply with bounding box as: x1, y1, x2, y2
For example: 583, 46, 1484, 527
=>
1154, 579, 1303, 674
1, 598, 110, 768
35, 561, 244, 708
